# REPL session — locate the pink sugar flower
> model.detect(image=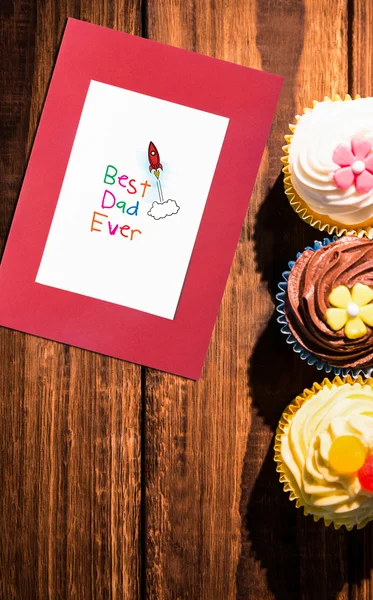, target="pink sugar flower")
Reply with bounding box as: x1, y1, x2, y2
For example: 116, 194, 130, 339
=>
333, 136, 373, 193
